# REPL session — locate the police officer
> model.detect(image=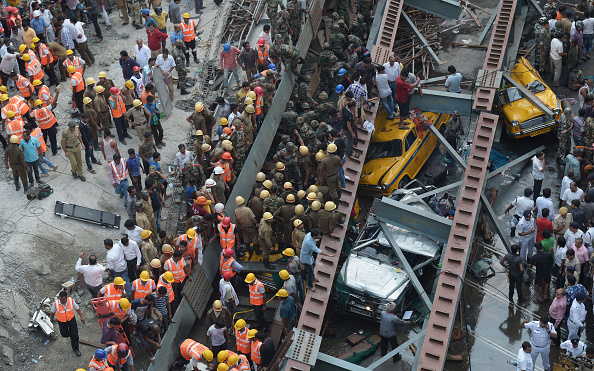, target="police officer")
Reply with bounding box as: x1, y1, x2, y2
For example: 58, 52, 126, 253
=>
258, 212, 275, 268
274, 194, 296, 250
319, 143, 342, 204
61, 121, 86, 181
4, 135, 29, 192
235, 195, 259, 257
187, 102, 216, 137
520, 316, 557, 371
535, 17, 551, 73
173, 40, 190, 95
129, 0, 143, 29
